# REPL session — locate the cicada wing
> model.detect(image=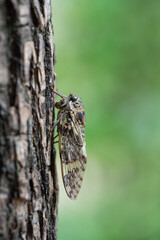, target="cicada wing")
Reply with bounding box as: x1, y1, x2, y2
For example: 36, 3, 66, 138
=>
59, 123, 87, 199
